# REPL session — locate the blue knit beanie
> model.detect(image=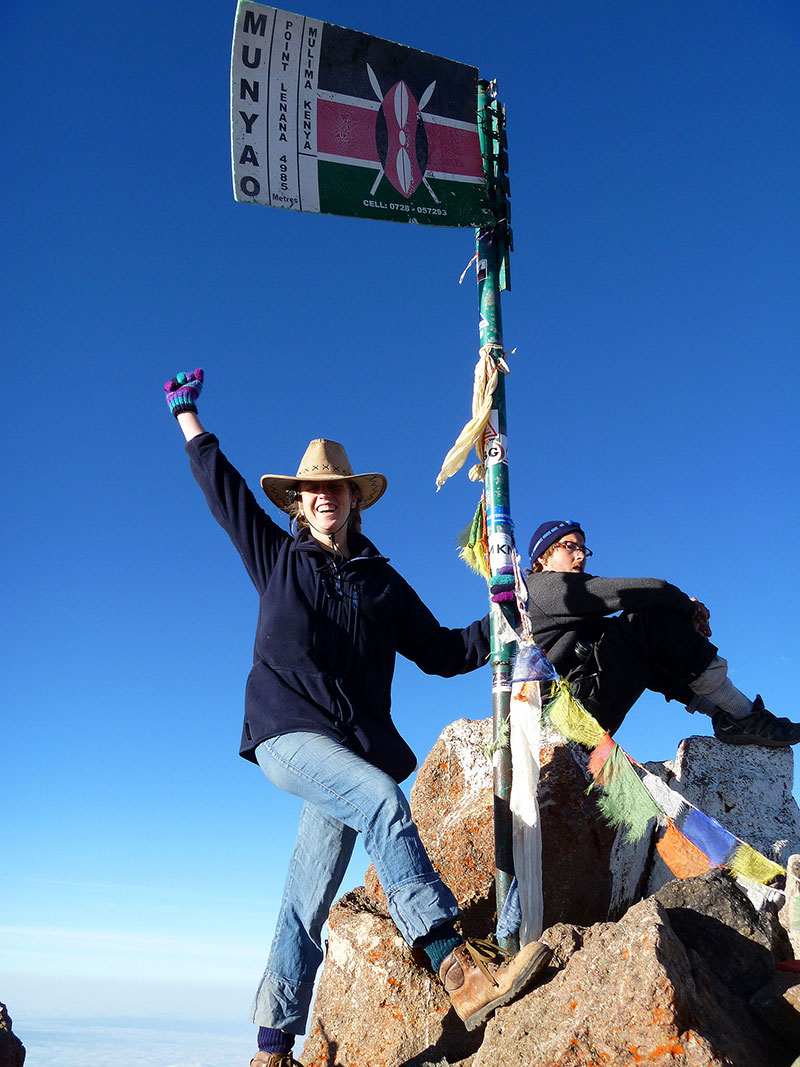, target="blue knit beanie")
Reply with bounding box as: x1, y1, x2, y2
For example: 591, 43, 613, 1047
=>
528, 520, 584, 564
